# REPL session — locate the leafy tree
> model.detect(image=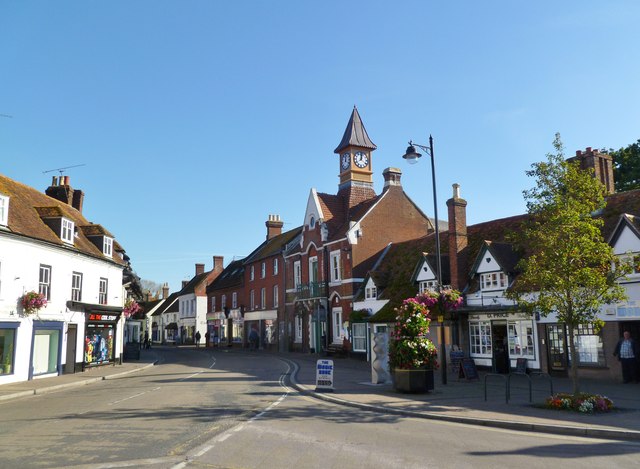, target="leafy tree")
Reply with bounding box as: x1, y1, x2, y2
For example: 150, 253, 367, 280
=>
140, 279, 164, 300
508, 133, 631, 394
610, 139, 640, 192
